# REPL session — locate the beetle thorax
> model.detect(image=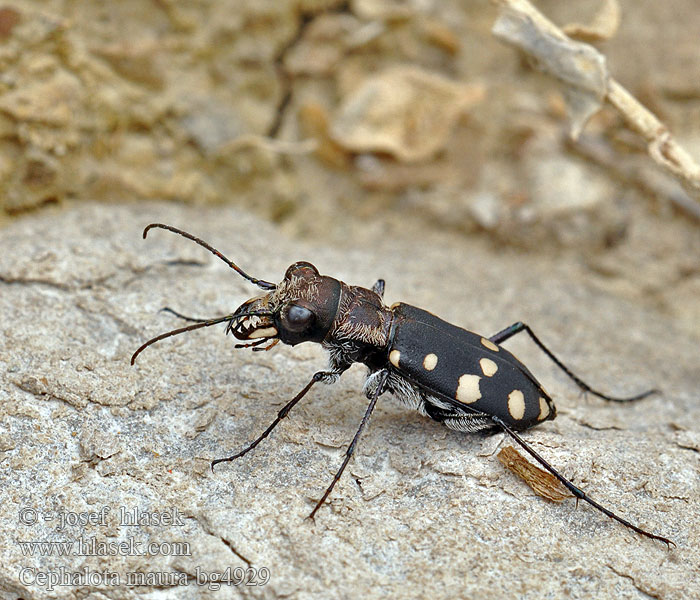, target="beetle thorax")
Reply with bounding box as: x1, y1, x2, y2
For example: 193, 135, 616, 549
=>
327, 283, 392, 351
